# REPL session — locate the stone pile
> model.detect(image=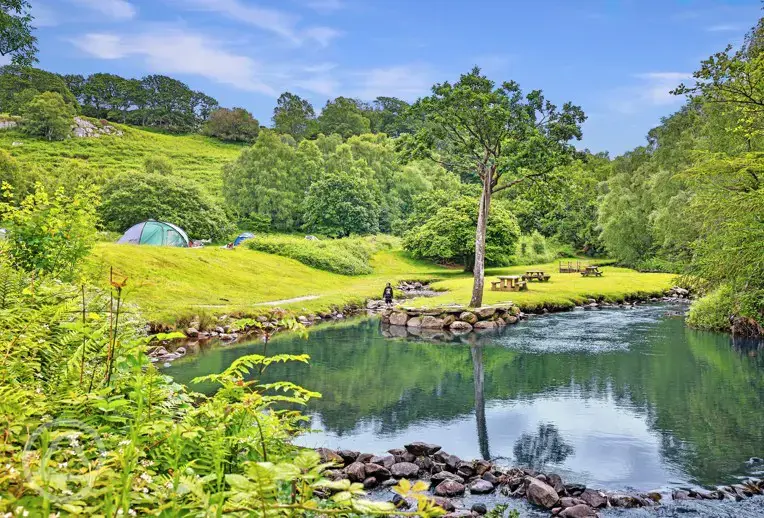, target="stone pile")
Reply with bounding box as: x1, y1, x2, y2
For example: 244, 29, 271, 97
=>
71, 117, 124, 138
314, 443, 764, 517
667, 286, 690, 299
0, 120, 18, 130
381, 304, 523, 333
